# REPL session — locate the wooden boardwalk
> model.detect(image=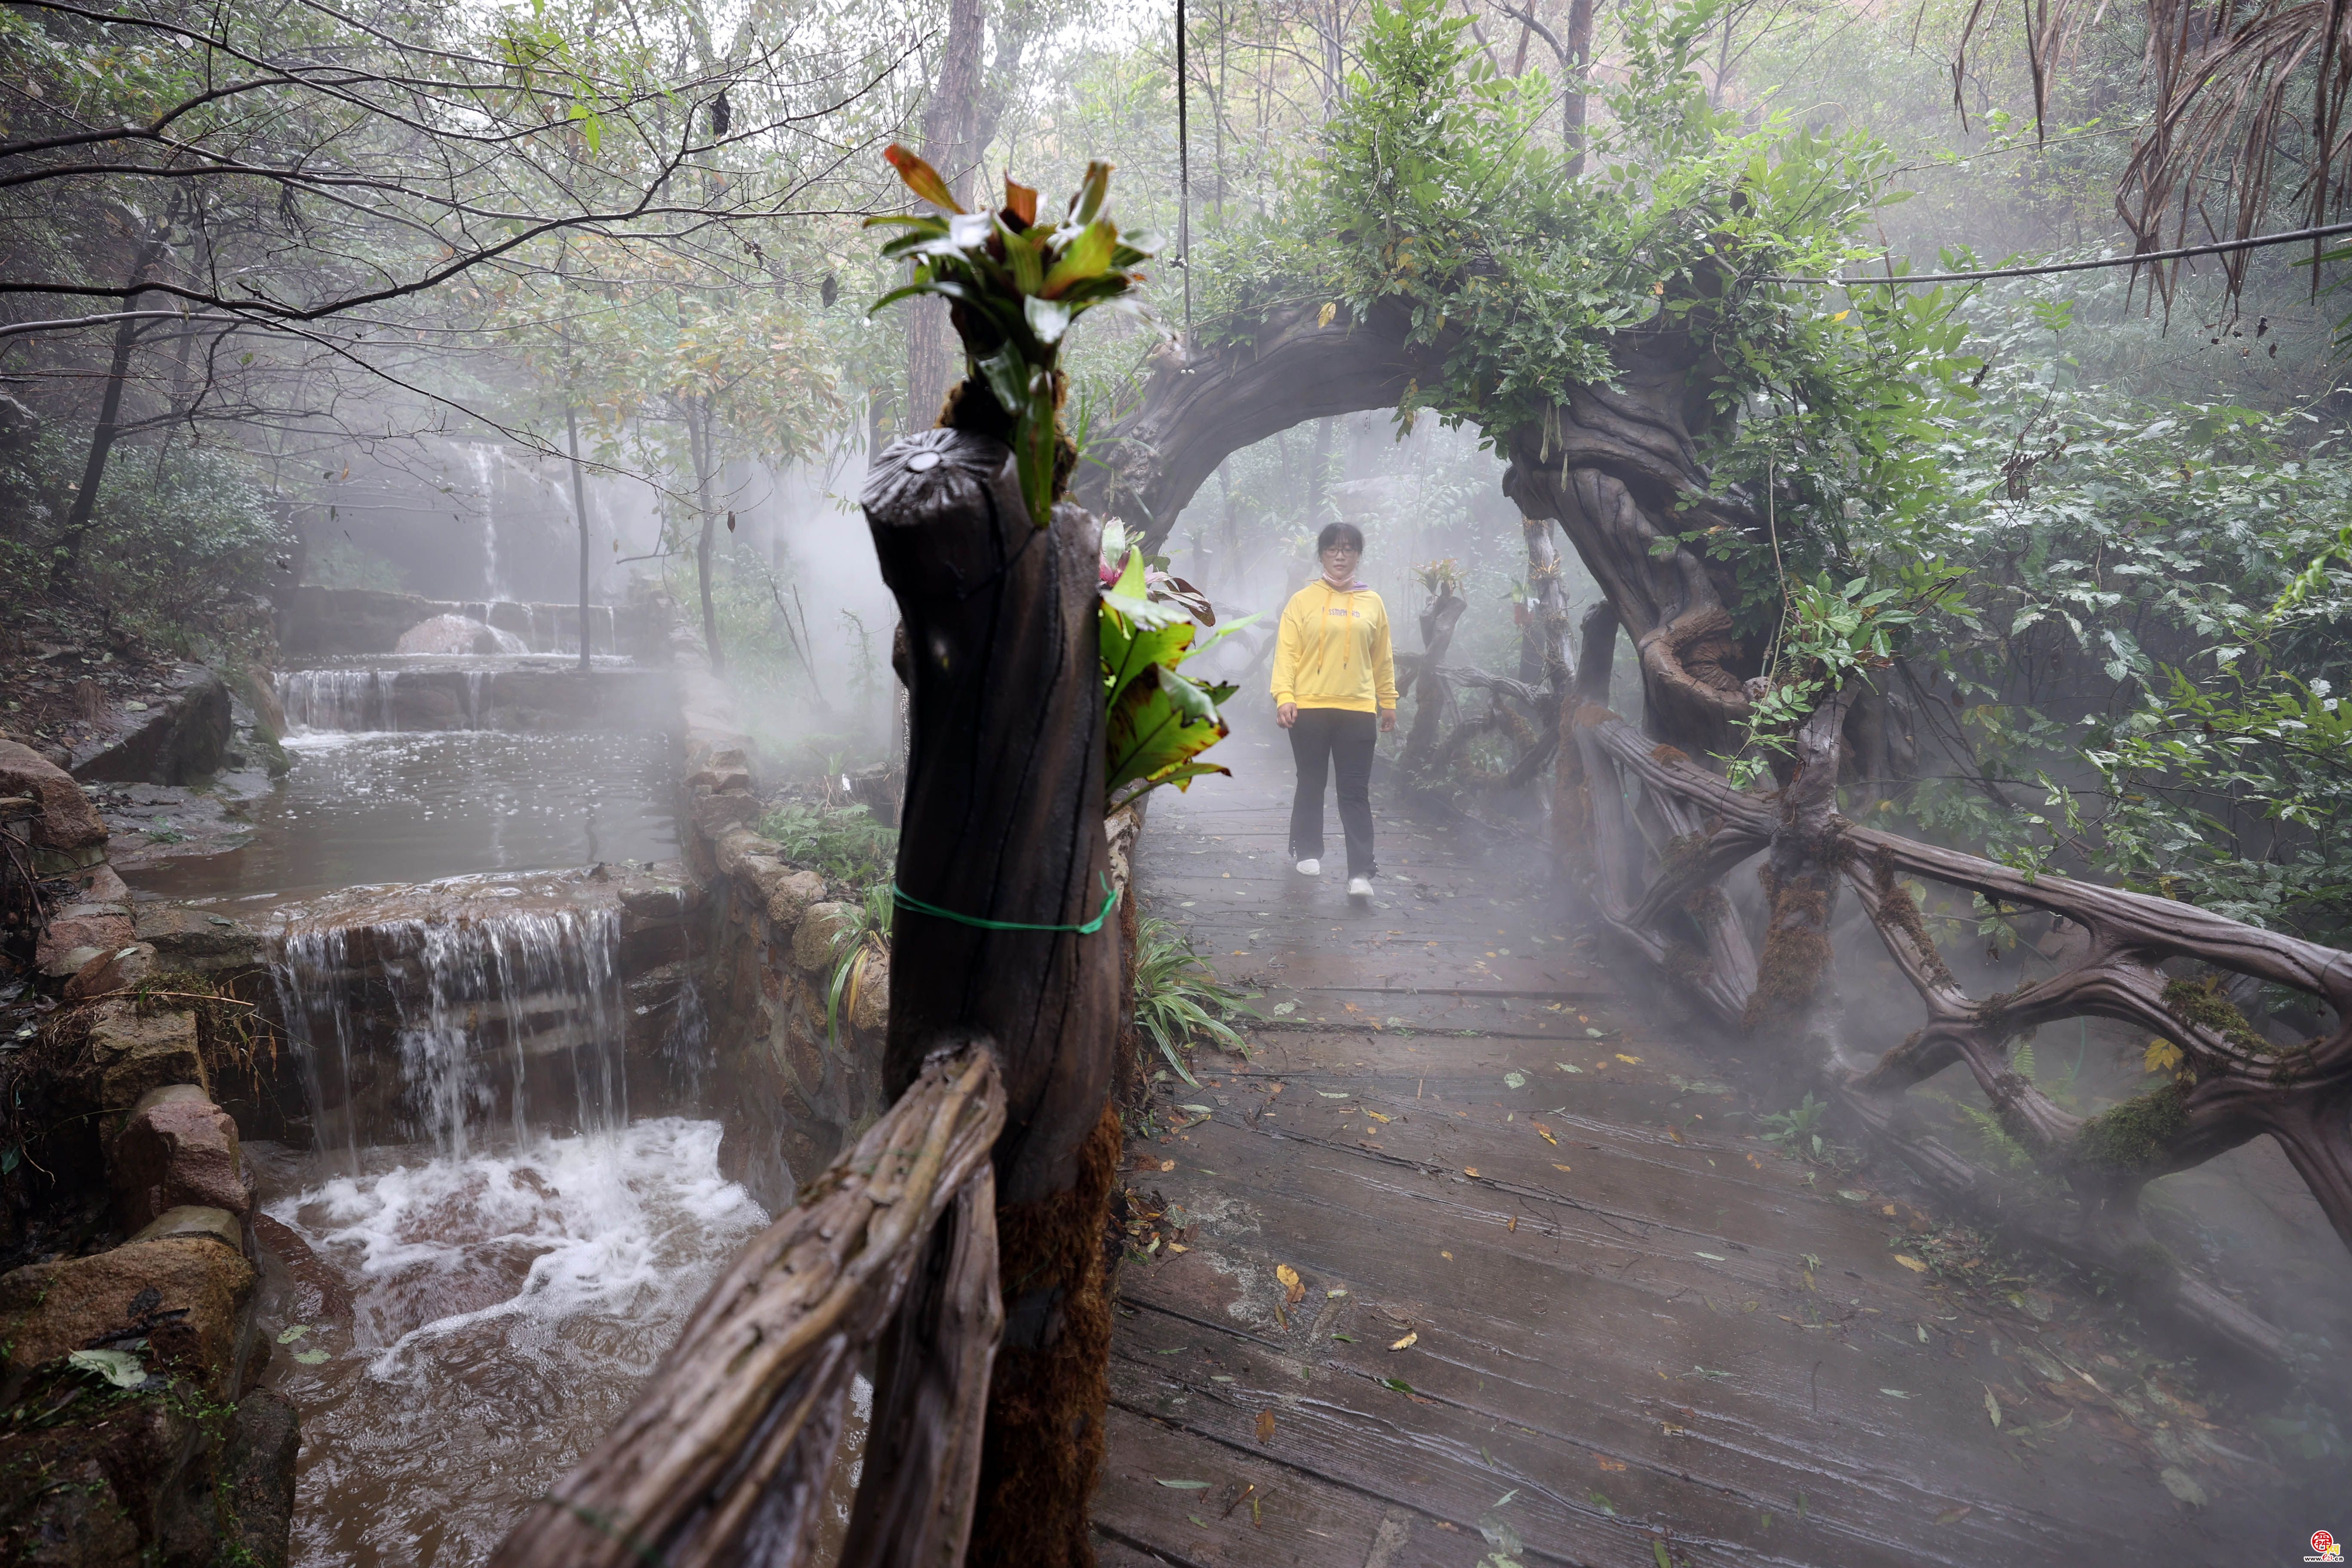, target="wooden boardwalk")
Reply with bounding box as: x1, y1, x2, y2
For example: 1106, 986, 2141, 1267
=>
1095, 737, 2300, 1568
